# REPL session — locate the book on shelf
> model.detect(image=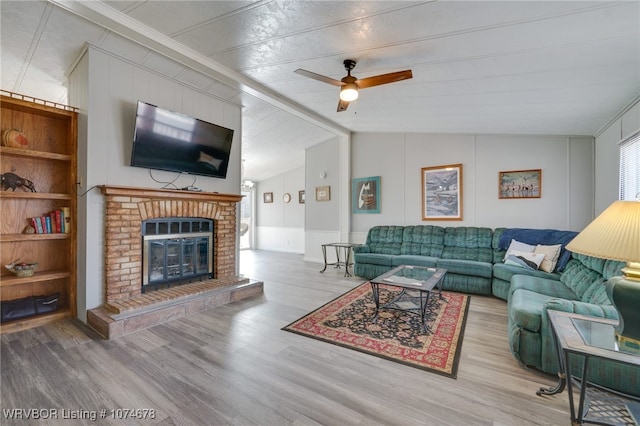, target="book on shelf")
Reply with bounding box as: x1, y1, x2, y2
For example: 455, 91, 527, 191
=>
28, 209, 69, 234
54, 209, 62, 233
61, 207, 70, 234
59, 209, 65, 233
31, 217, 43, 234
49, 211, 57, 233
